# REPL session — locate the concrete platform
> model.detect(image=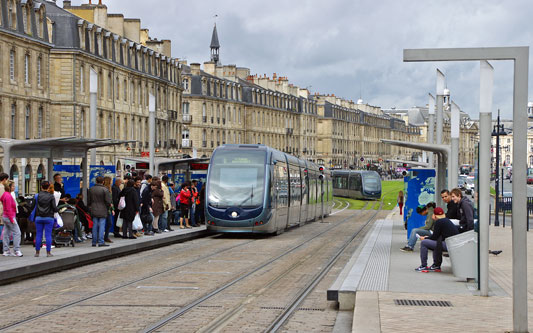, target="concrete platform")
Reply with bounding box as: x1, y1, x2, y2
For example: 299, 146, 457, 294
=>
0, 226, 209, 285
328, 206, 533, 332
